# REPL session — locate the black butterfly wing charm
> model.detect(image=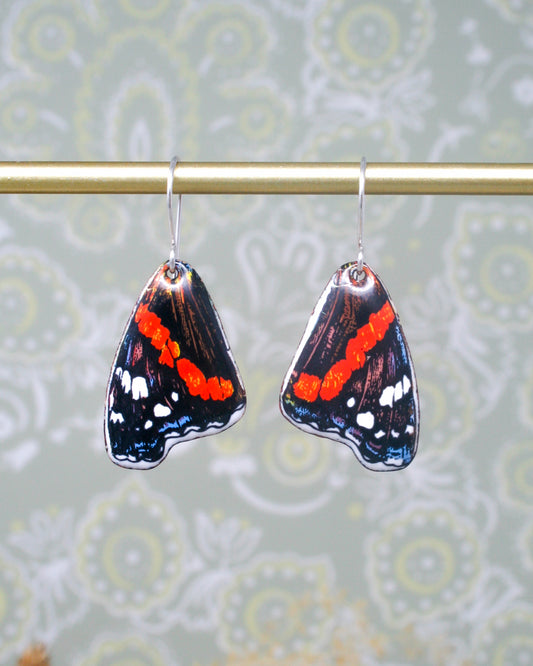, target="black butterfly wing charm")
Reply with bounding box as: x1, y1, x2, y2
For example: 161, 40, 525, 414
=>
105, 261, 246, 469
280, 262, 419, 471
